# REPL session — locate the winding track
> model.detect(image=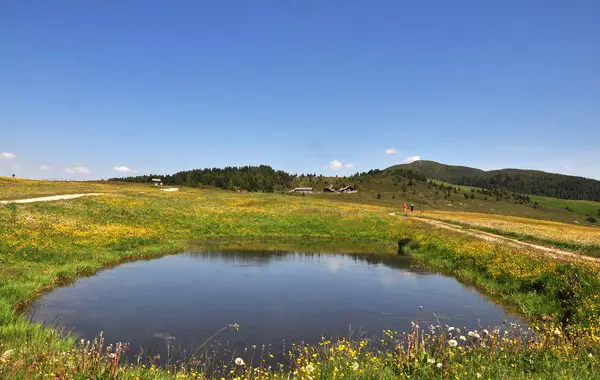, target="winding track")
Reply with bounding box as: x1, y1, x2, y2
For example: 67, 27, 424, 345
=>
389, 212, 600, 266
0, 193, 104, 204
